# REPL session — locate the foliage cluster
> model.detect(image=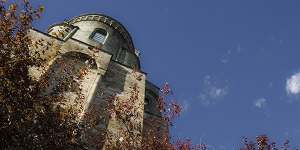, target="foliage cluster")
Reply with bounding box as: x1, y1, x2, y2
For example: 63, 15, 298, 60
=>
0, 0, 297, 150
0, 0, 184, 149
